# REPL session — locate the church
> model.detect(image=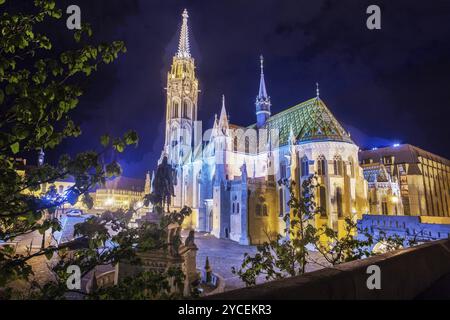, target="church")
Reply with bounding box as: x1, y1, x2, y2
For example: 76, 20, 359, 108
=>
156, 9, 370, 245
